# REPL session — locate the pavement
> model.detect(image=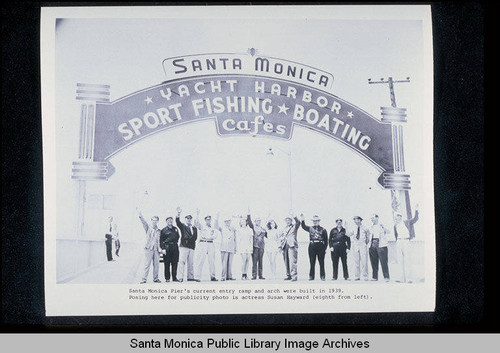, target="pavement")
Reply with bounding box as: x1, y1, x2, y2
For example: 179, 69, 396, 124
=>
64, 247, 143, 284
64, 243, 424, 284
